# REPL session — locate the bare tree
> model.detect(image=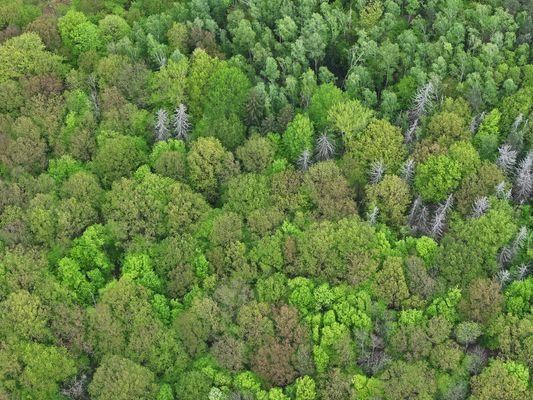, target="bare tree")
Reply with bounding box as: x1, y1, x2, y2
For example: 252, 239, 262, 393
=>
173, 103, 191, 140
469, 111, 485, 134
498, 226, 528, 268
409, 81, 437, 122
508, 113, 528, 149
315, 133, 336, 161
401, 158, 415, 184
154, 108, 170, 142
369, 160, 385, 184
367, 206, 379, 225
297, 149, 313, 171
404, 119, 418, 145
495, 181, 512, 201
516, 264, 529, 280
496, 269, 511, 287
87, 74, 100, 120
430, 194, 454, 240
496, 144, 517, 175
513, 150, 533, 204
61, 374, 88, 400
471, 196, 490, 218
408, 196, 430, 235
